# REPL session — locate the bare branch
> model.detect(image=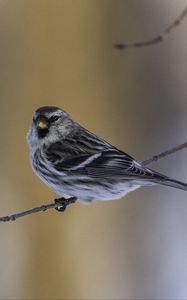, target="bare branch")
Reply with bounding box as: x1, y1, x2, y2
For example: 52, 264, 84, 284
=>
0, 197, 77, 222
0, 141, 187, 222
114, 5, 187, 50
142, 142, 187, 166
